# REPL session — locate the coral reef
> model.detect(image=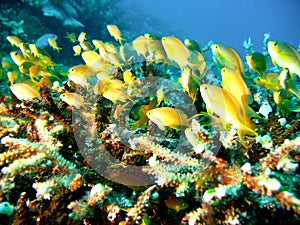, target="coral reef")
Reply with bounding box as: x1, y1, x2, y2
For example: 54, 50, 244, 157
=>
0, 12, 299, 225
